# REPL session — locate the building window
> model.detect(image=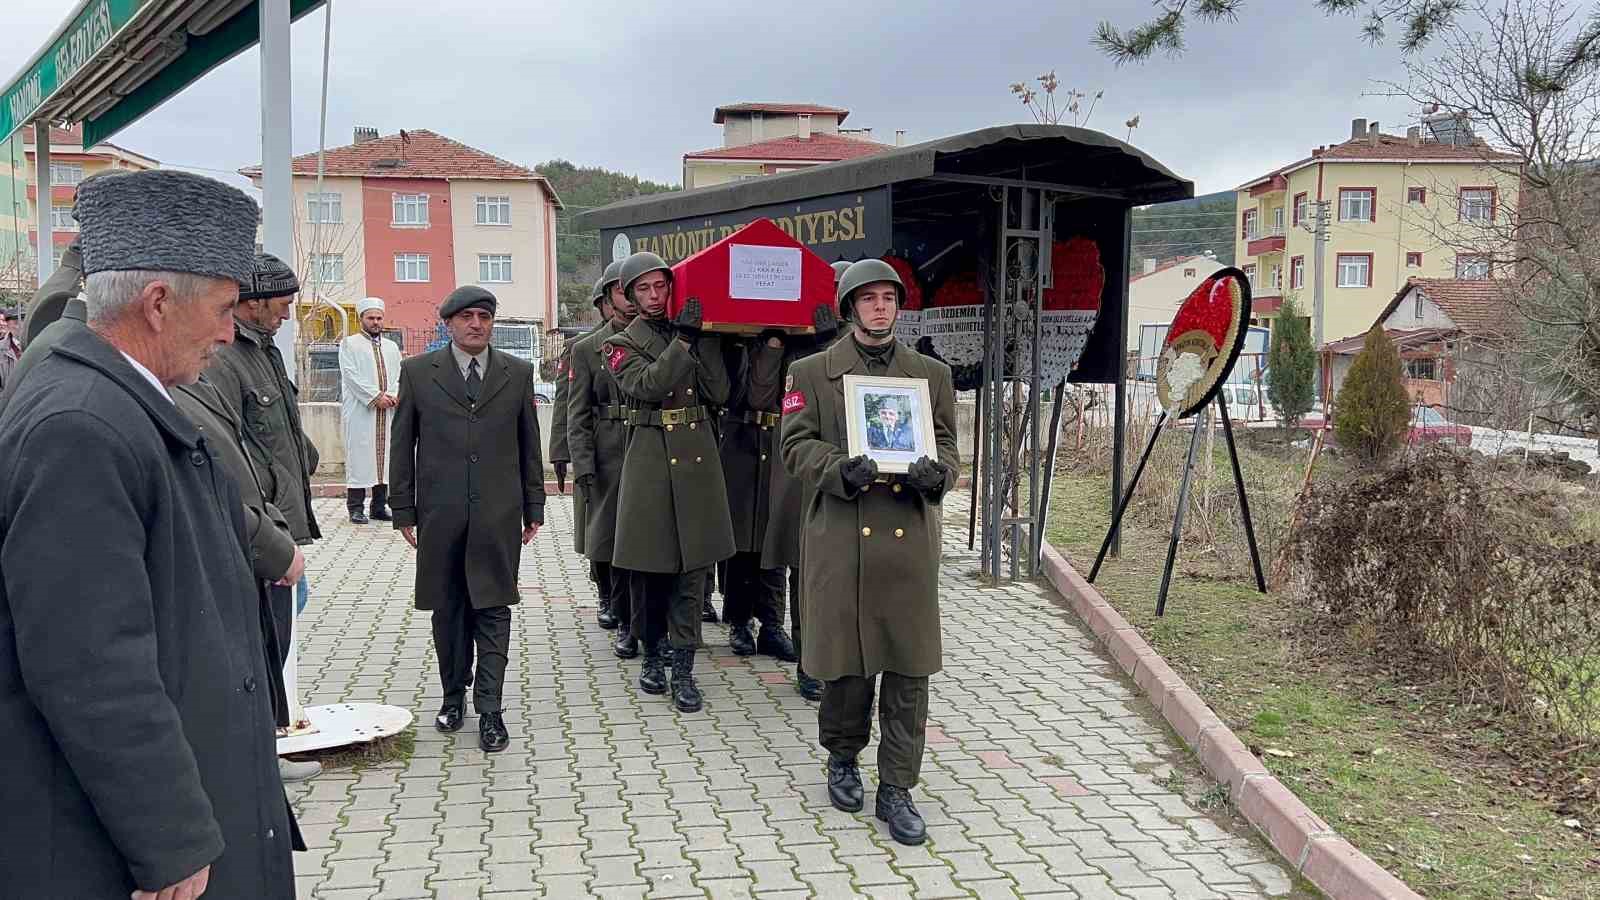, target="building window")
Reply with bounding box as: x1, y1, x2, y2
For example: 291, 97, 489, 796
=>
1407, 186, 1426, 204
1242, 263, 1257, 288
1271, 206, 1284, 234
1404, 358, 1438, 380
1406, 251, 1423, 268
478, 254, 513, 283
475, 195, 511, 226
1290, 255, 1305, 289
1338, 188, 1375, 223
394, 253, 430, 282
1456, 254, 1492, 280
50, 163, 84, 186
1414, 291, 1425, 319
1241, 209, 1258, 240
309, 252, 344, 284
1183, 267, 1197, 277
51, 203, 77, 231
1459, 187, 1496, 222
306, 192, 342, 224
1293, 192, 1308, 227
1336, 253, 1371, 288
1269, 263, 1282, 290
392, 194, 429, 226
